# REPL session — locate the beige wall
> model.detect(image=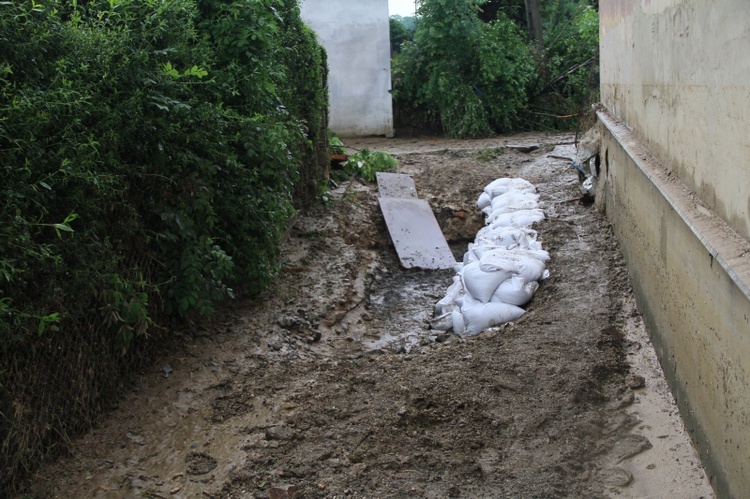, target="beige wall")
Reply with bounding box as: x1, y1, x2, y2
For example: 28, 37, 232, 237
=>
600, 0, 750, 240
598, 1, 750, 497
